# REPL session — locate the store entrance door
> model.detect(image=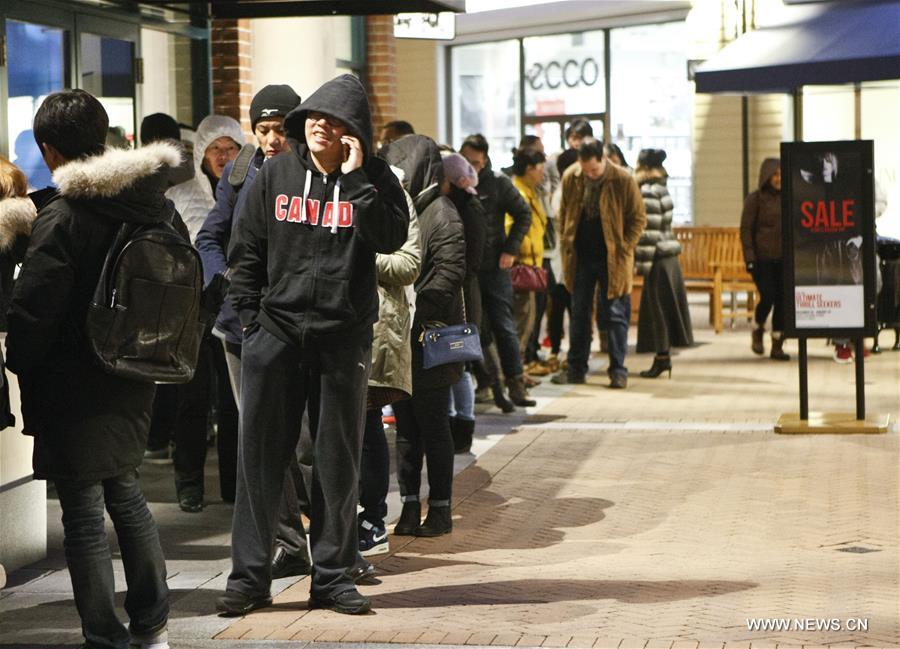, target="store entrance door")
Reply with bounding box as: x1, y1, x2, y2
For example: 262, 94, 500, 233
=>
524, 112, 605, 157
76, 15, 139, 148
